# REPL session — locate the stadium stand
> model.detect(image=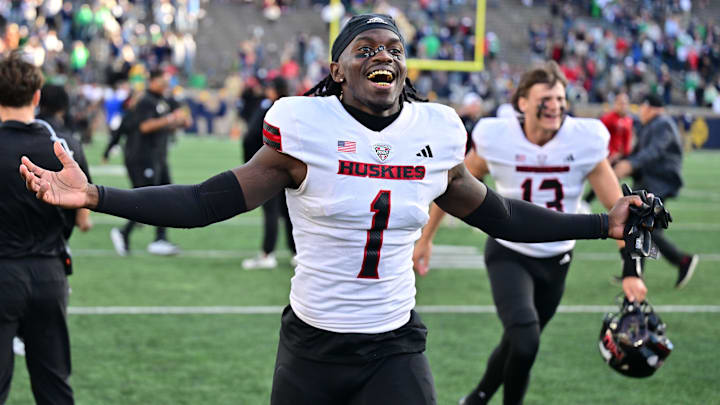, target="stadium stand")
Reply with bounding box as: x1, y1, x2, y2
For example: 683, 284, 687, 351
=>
2, 0, 719, 139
